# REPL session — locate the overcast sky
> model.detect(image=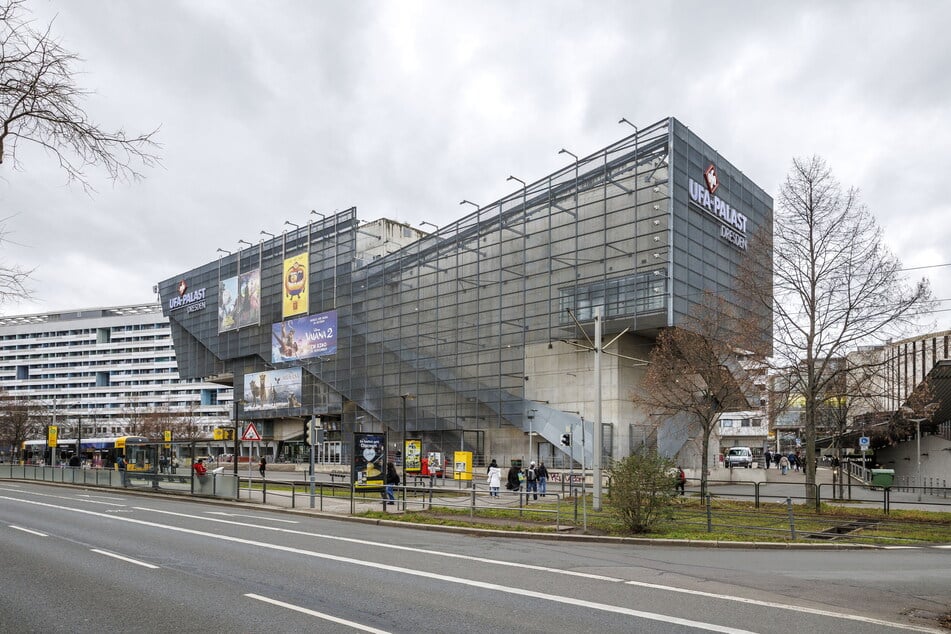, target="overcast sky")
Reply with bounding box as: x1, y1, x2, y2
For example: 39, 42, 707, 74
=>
2, 0, 949, 336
